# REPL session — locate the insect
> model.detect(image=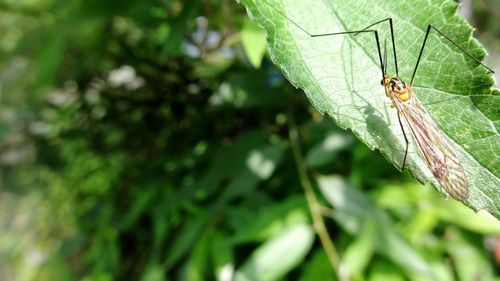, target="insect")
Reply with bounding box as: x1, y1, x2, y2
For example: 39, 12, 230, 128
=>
256, 0, 494, 201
